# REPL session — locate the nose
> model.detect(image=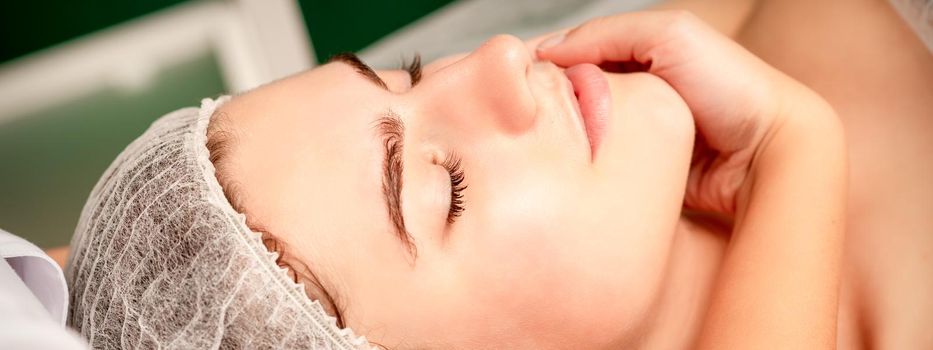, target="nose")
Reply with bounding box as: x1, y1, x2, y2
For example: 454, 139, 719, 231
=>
415, 35, 536, 136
